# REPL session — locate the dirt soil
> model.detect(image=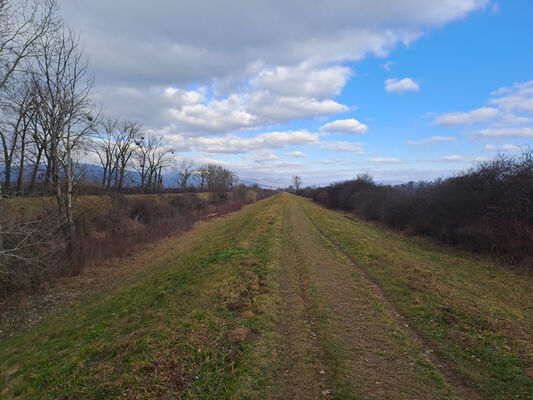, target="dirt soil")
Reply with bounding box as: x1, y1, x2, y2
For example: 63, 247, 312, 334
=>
272, 195, 473, 399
